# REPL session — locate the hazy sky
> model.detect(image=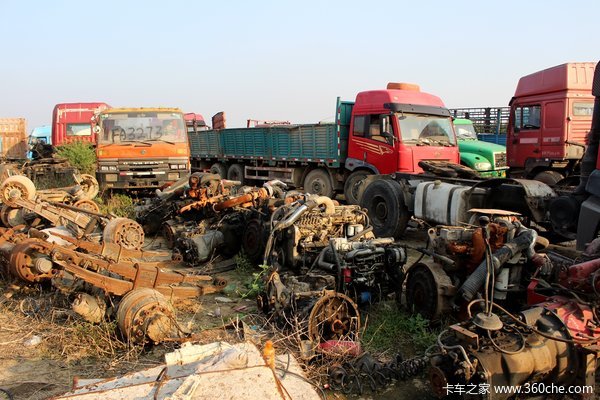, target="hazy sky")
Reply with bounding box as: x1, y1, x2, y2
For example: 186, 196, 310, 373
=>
0, 0, 597, 131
